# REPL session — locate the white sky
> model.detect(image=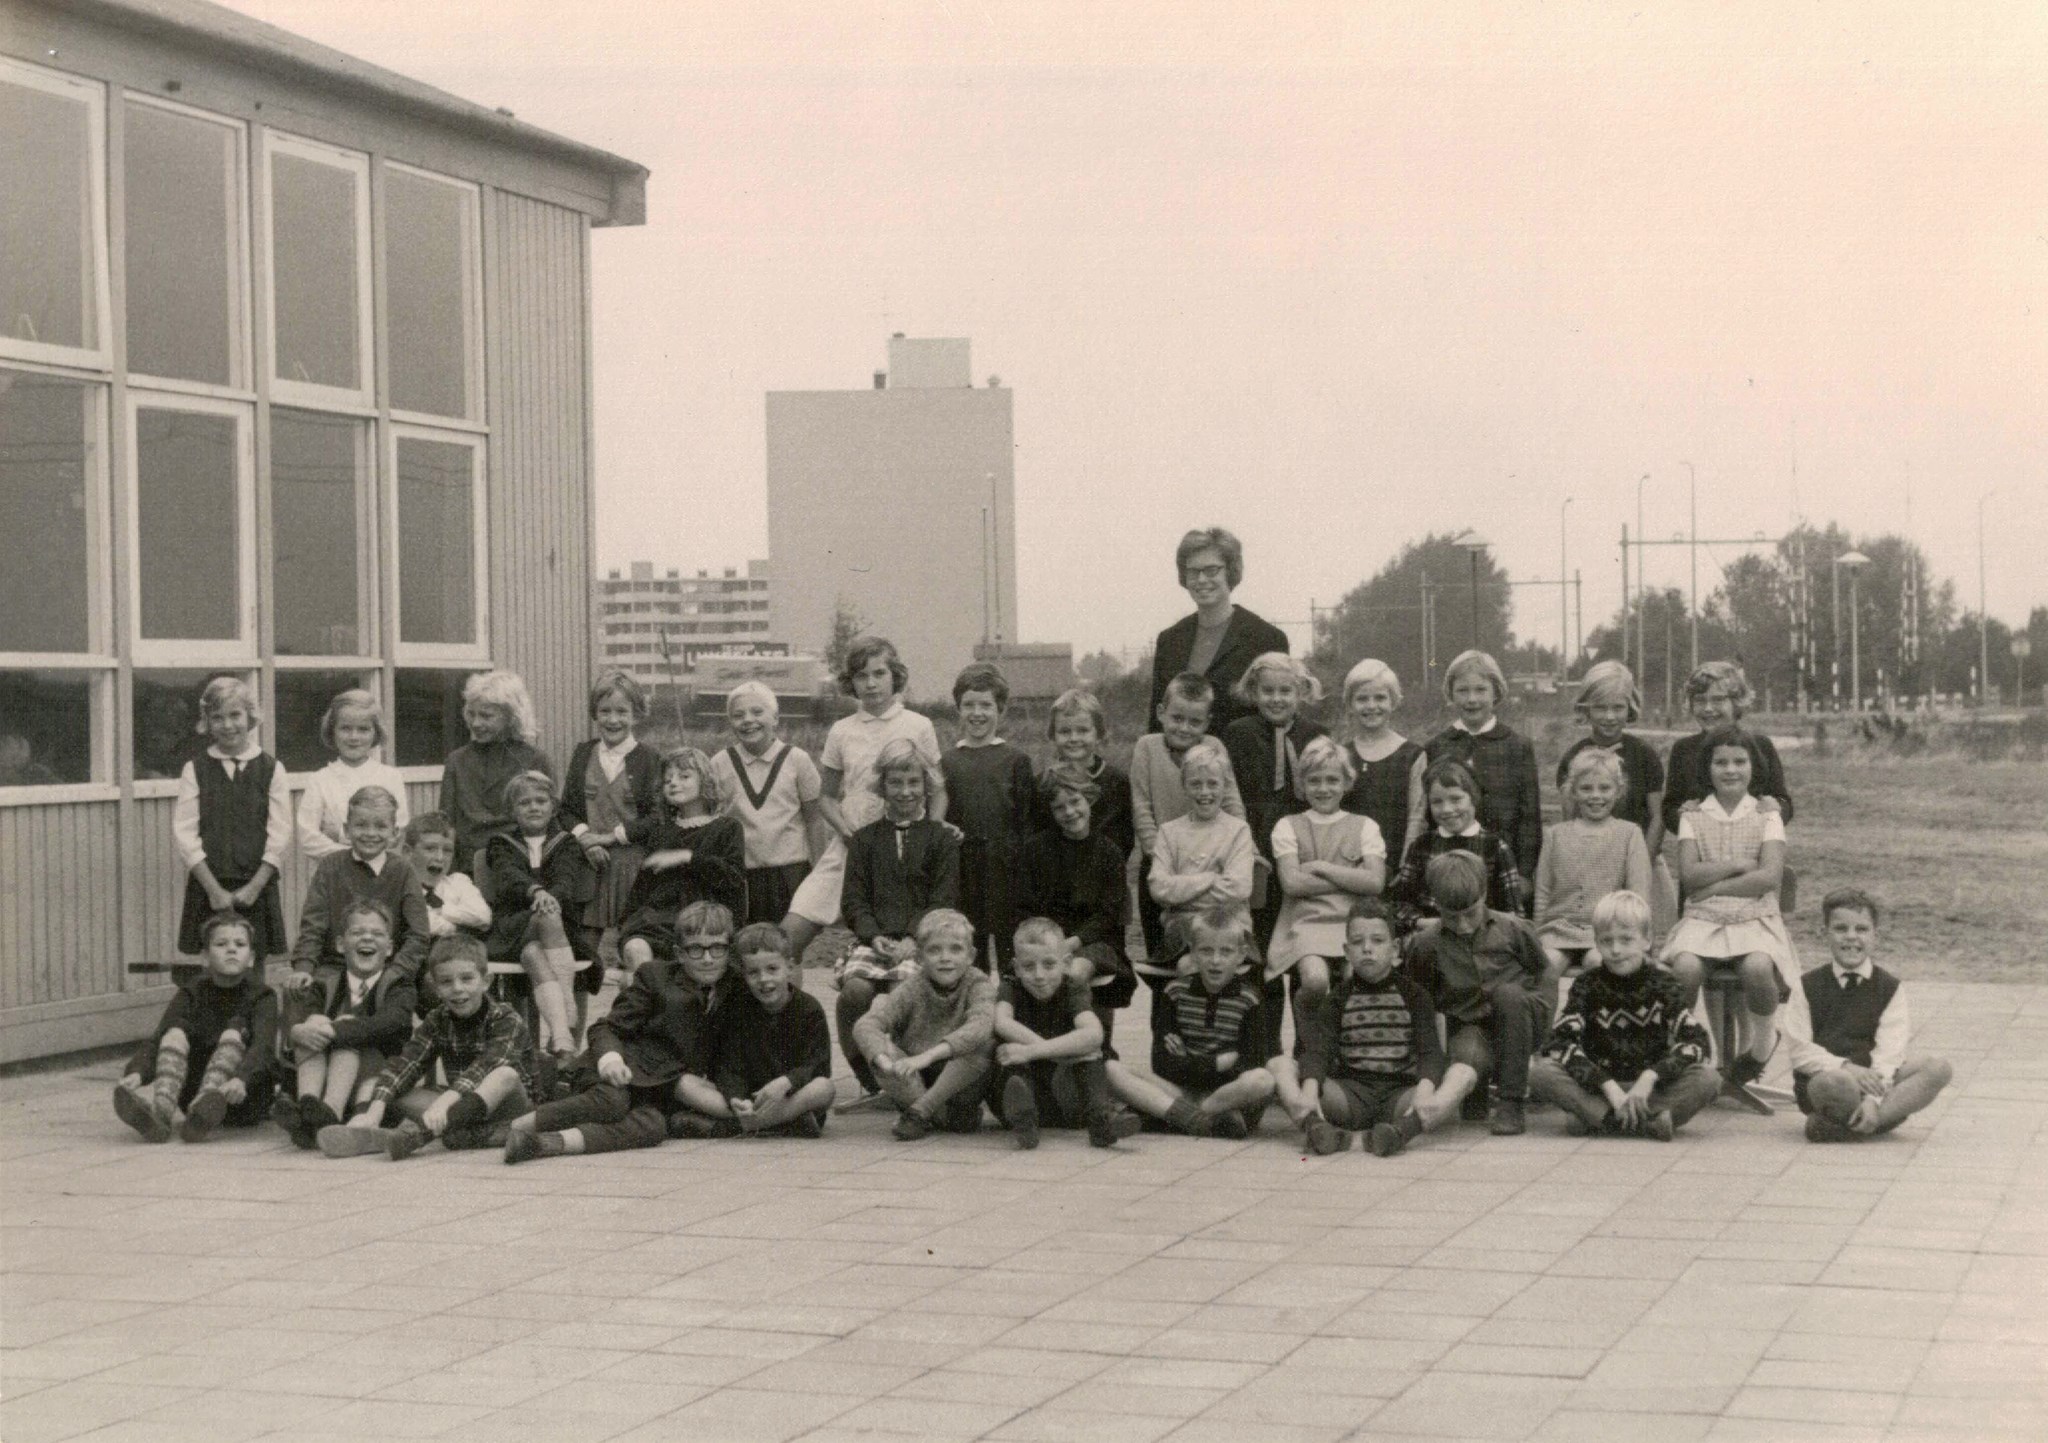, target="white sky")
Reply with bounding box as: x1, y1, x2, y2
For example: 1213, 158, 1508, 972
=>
226, 1, 2048, 658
